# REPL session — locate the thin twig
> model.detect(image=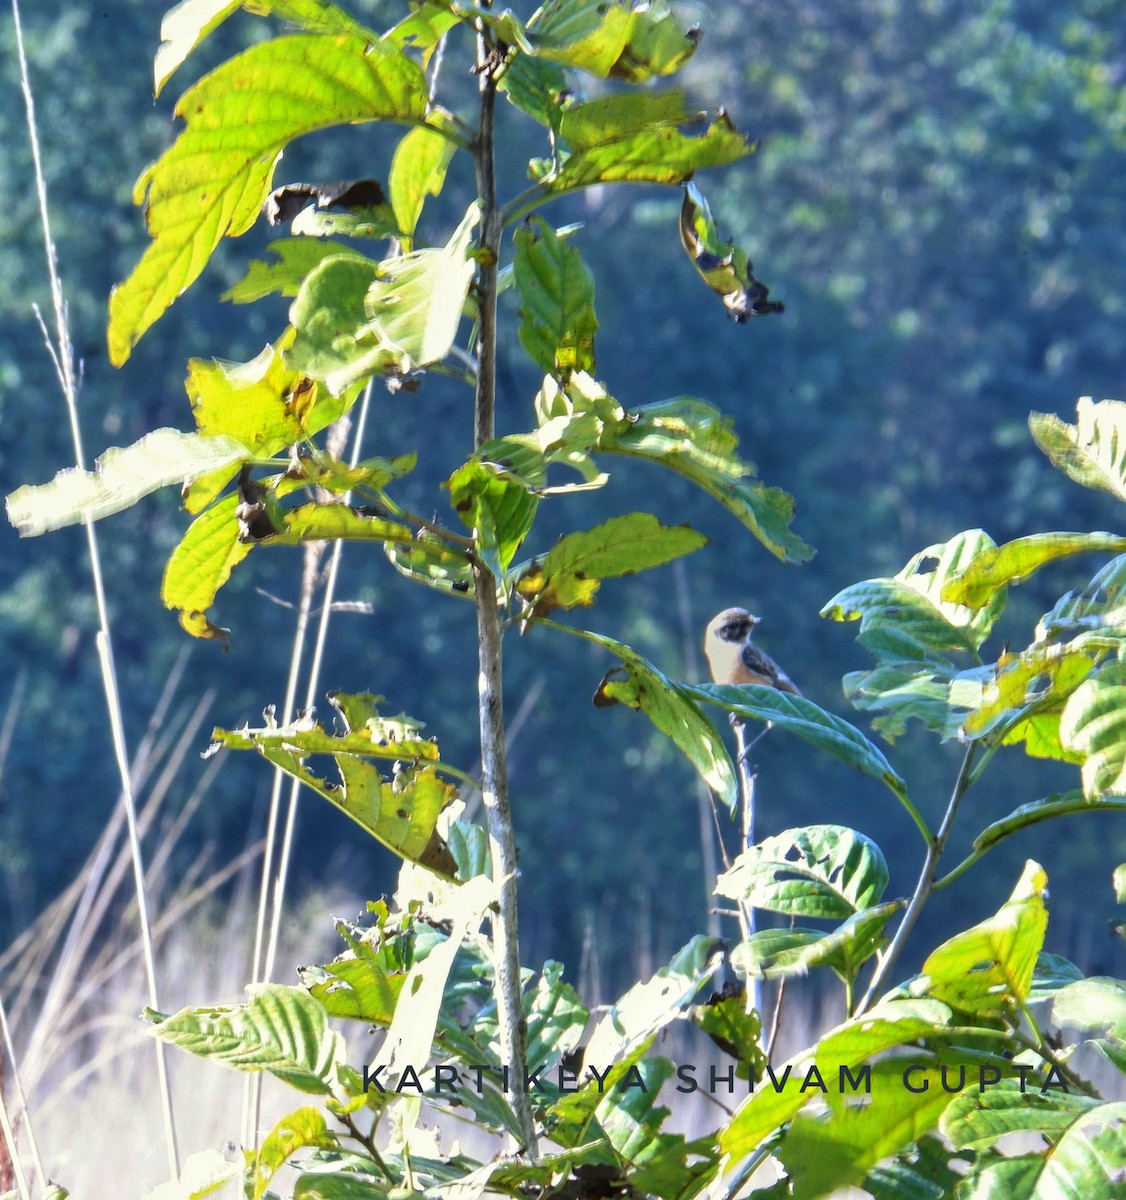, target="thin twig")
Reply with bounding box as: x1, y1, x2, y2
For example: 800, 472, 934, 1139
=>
857, 745, 977, 1014
12, 0, 178, 1175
